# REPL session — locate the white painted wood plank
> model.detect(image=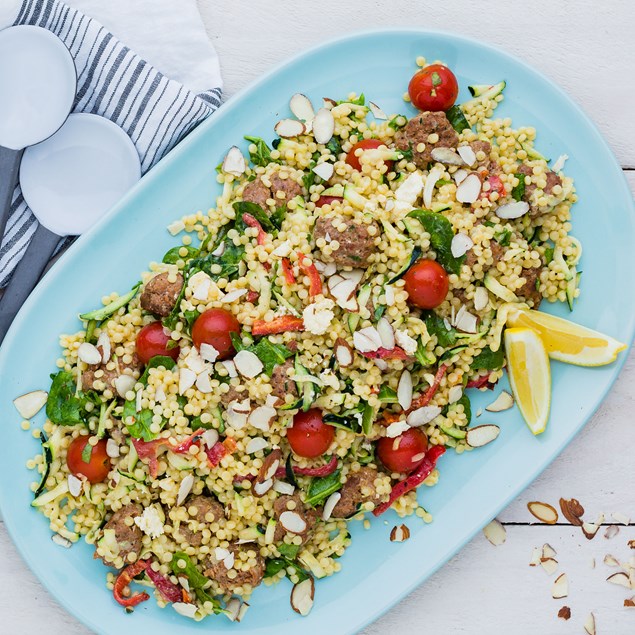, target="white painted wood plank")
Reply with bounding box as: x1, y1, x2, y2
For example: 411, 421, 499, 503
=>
196, 0, 635, 166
